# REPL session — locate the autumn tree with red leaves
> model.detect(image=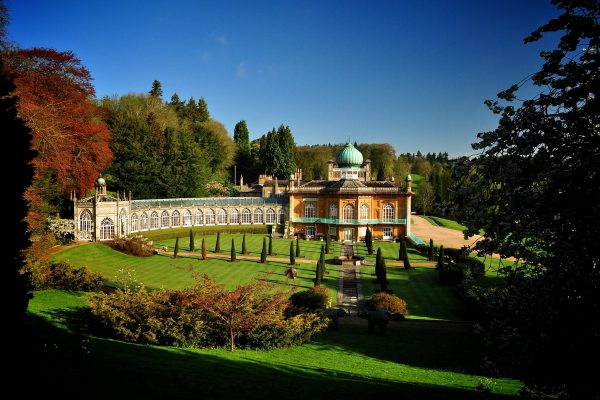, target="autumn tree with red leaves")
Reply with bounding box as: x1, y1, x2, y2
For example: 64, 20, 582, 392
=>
191, 274, 289, 351
4, 48, 112, 240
